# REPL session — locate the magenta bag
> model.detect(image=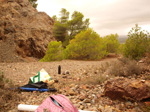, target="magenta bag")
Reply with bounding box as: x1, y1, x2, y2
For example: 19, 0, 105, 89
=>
35, 94, 79, 112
